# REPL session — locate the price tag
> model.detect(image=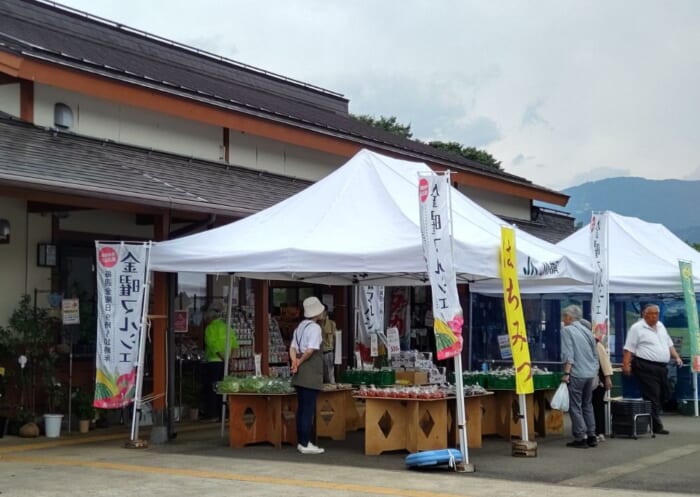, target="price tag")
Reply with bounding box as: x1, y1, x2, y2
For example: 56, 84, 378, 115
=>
386, 327, 401, 358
